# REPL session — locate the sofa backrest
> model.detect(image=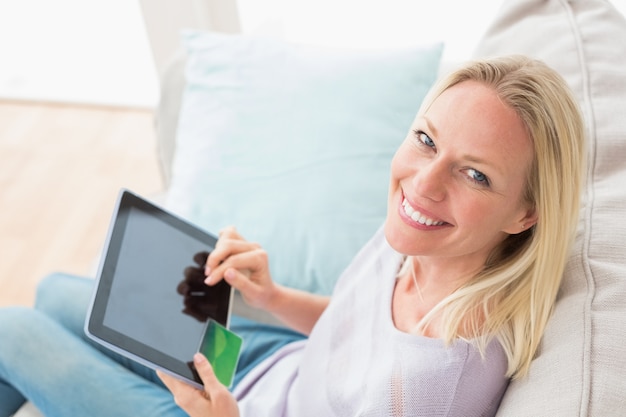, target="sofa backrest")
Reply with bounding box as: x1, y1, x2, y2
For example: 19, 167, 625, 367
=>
472, 0, 626, 415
